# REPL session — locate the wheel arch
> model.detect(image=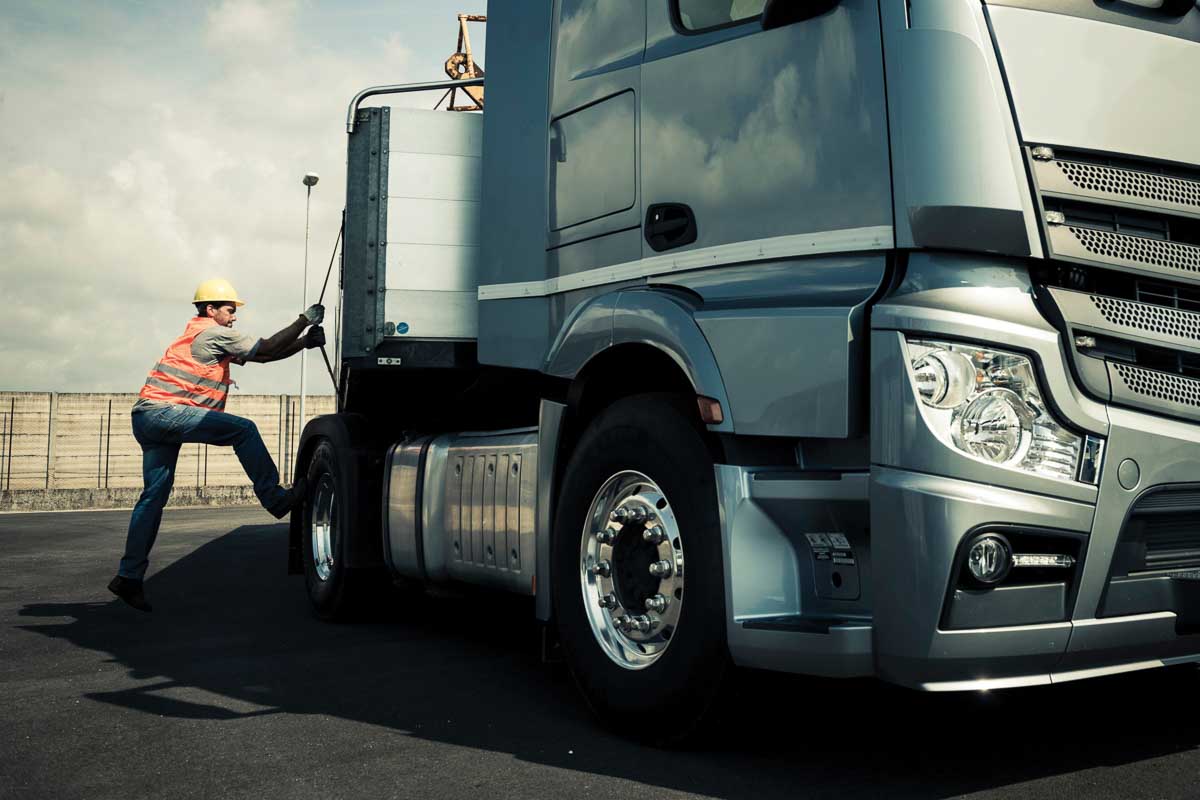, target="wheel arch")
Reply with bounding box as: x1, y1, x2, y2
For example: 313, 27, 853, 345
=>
535, 289, 734, 622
